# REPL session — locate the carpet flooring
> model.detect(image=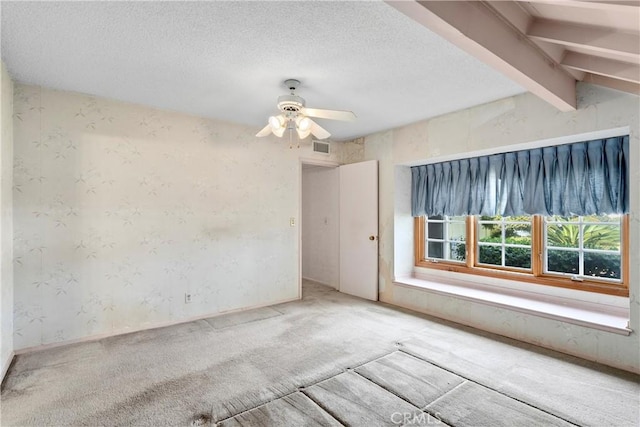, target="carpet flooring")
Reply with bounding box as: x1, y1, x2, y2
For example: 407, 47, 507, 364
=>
1, 281, 638, 426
